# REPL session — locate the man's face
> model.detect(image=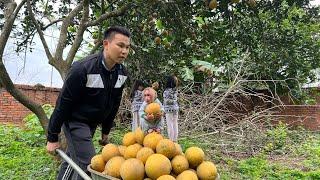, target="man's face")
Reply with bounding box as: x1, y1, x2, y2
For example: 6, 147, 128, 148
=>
144, 90, 155, 104
103, 33, 130, 65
